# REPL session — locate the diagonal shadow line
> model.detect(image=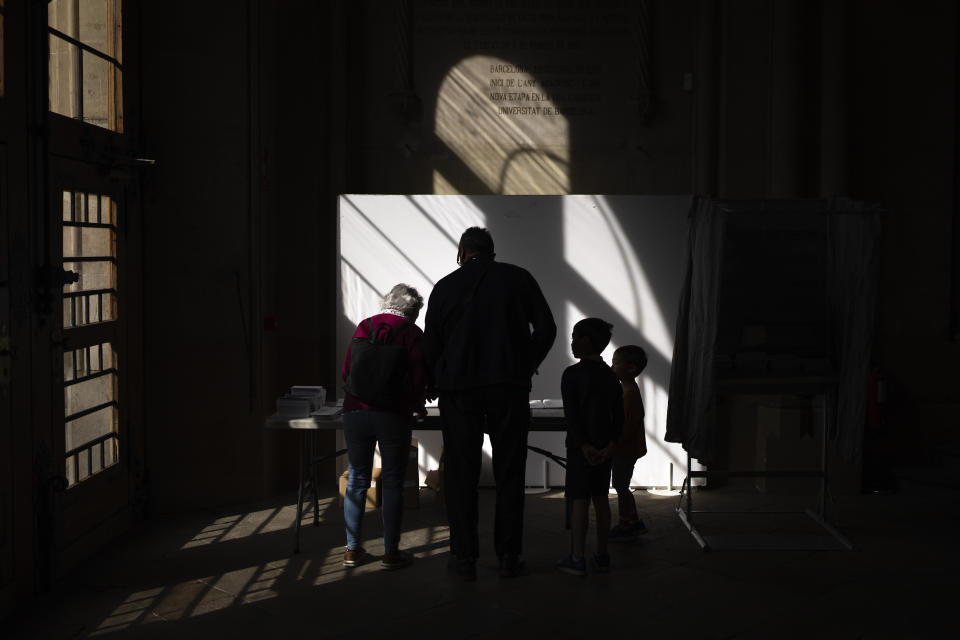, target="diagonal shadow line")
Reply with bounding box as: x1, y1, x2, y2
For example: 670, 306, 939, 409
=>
249, 508, 283, 537
96, 586, 171, 632
299, 495, 337, 525
432, 138, 495, 195
442, 68, 513, 146
451, 194, 683, 470
440, 67, 566, 194
341, 256, 385, 299
402, 195, 463, 248
449, 62, 563, 158
590, 195, 644, 329
437, 63, 570, 192
188, 517, 240, 546
342, 195, 438, 287
558, 259, 671, 386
